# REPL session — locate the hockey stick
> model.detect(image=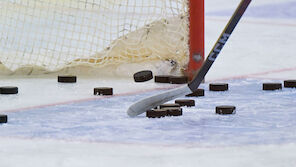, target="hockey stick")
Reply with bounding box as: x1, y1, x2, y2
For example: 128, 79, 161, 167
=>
127, 0, 252, 117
